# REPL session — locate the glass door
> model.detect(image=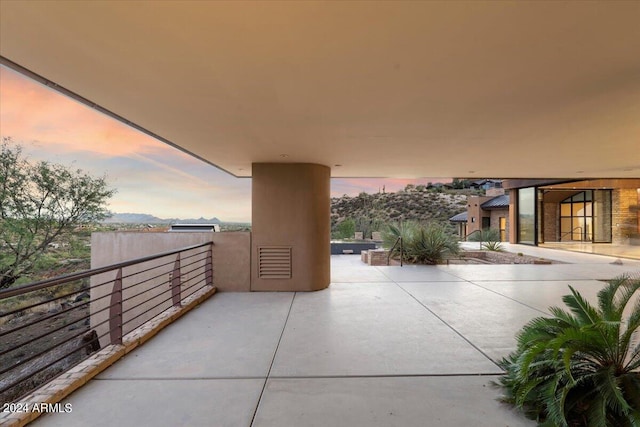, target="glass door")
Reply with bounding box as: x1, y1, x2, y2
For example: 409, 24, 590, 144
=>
518, 187, 536, 245
560, 191, 592, 241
